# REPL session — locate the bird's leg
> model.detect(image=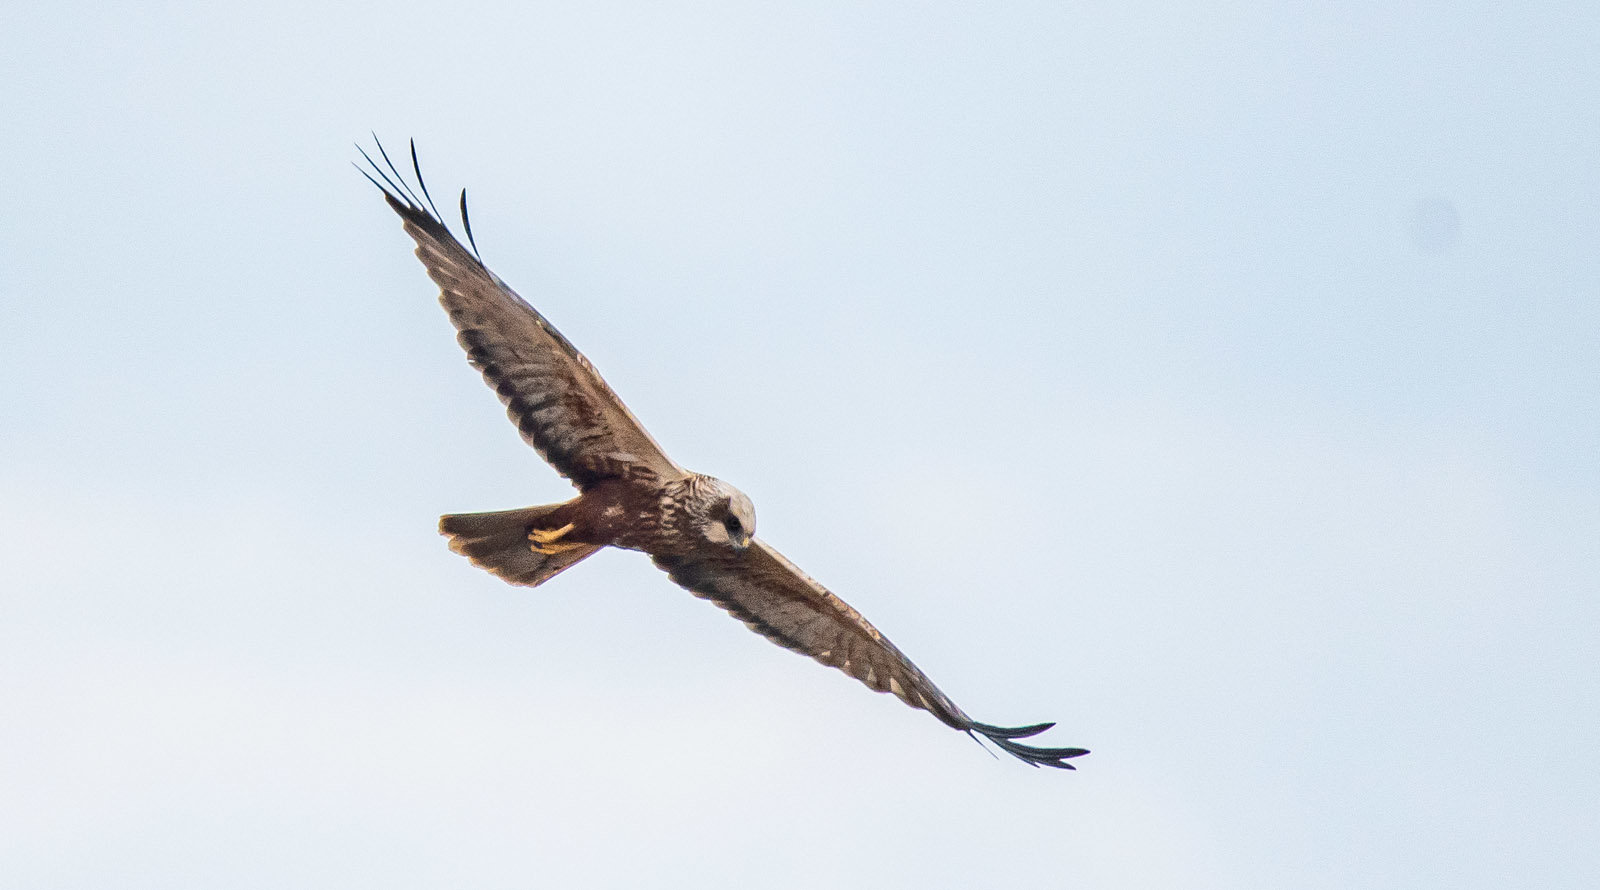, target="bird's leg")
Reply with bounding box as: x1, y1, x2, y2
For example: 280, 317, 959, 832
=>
528, 522, 583, 554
